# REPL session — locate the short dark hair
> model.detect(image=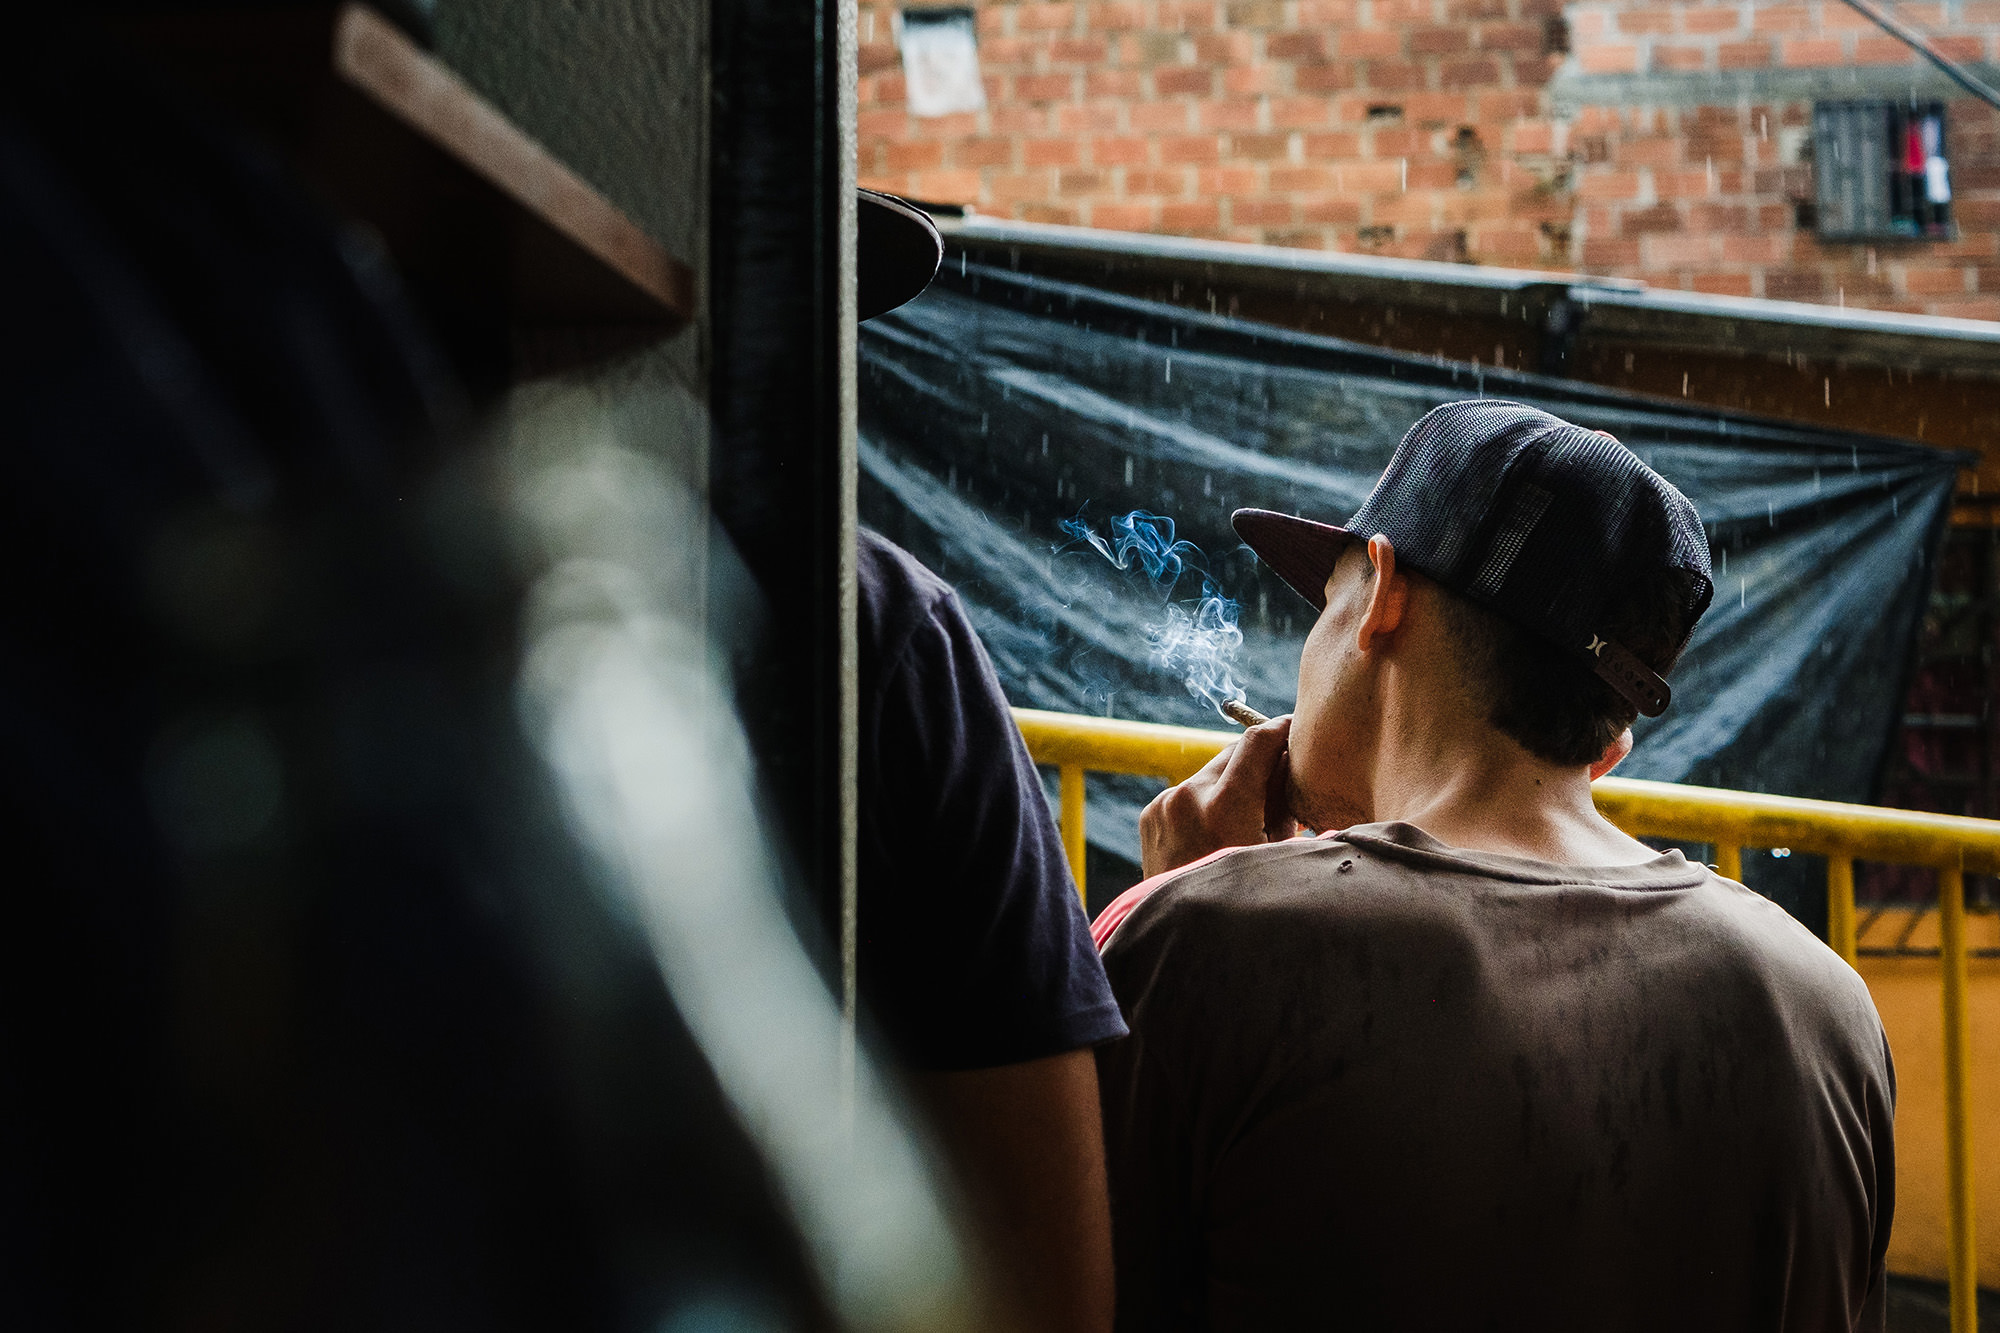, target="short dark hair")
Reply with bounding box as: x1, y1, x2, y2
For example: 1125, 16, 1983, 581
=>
1434, 570, 1701, 766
